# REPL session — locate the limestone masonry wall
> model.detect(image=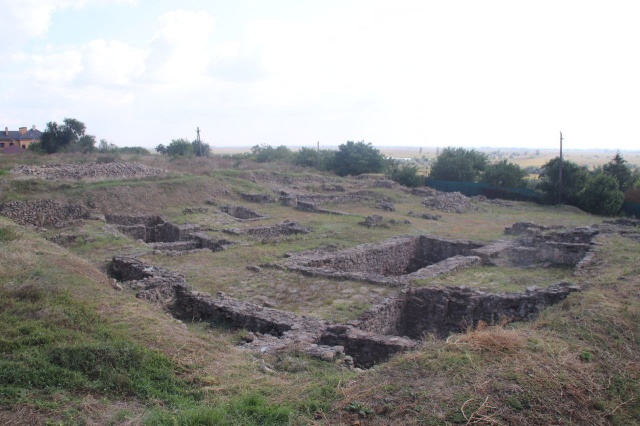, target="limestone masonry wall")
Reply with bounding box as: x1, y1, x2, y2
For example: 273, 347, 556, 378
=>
108, 256, 419, 368
398, 283, 580, 338
0, 199, 89, 227
352, 283, 580, 339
